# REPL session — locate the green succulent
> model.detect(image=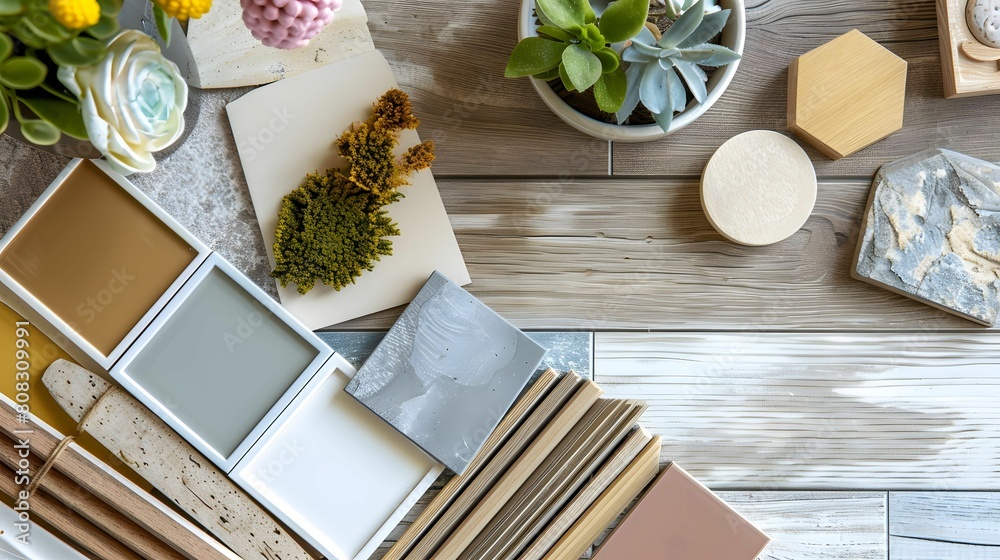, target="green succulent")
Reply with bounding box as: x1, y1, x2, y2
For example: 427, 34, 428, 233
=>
619, 0, 740, 131
505, 0, 650, 113
0, 0, 122, 144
